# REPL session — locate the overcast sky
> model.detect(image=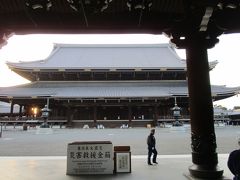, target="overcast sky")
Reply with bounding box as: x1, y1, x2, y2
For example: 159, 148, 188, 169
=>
0, 34, 239, 109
